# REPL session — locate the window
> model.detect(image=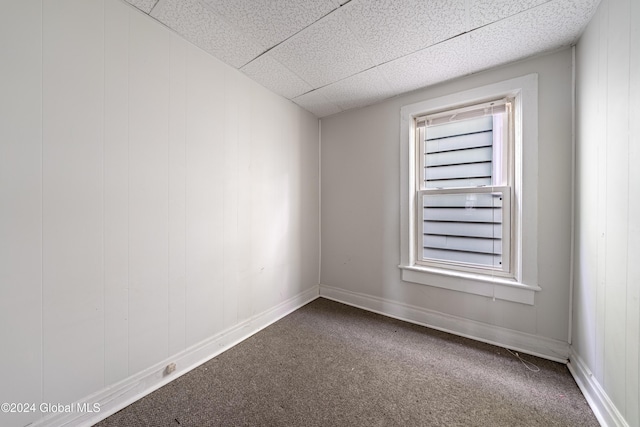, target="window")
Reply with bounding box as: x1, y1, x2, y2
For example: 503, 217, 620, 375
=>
399, 75, 540, 305
416, 98, 513, 276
